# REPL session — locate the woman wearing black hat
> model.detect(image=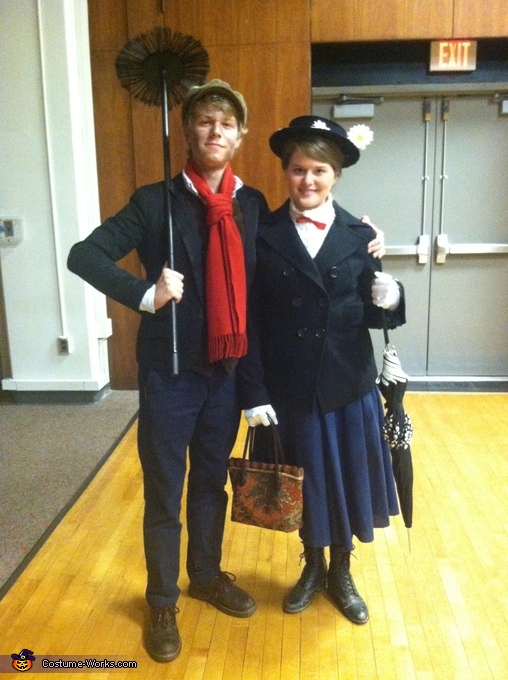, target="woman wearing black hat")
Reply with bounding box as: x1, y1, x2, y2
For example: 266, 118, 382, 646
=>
249, 116, 406, 624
